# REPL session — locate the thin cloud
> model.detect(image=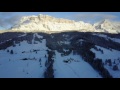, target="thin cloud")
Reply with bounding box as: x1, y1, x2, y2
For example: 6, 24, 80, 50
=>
70, 13, 118, 22
0, 12, 24, 29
